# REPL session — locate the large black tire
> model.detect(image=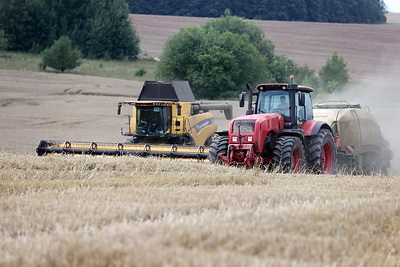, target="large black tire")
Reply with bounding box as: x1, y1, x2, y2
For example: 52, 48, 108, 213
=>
272, 136, 306, 173
208, 136, 228, 164
306, 129, 336, 174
